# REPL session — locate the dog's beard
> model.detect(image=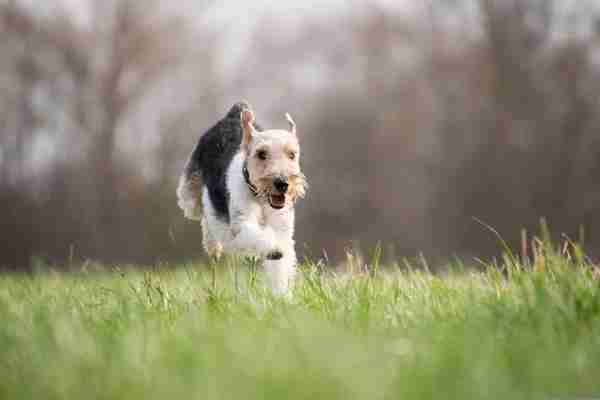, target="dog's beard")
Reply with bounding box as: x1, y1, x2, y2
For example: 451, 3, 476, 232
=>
255, 174, 308, 209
